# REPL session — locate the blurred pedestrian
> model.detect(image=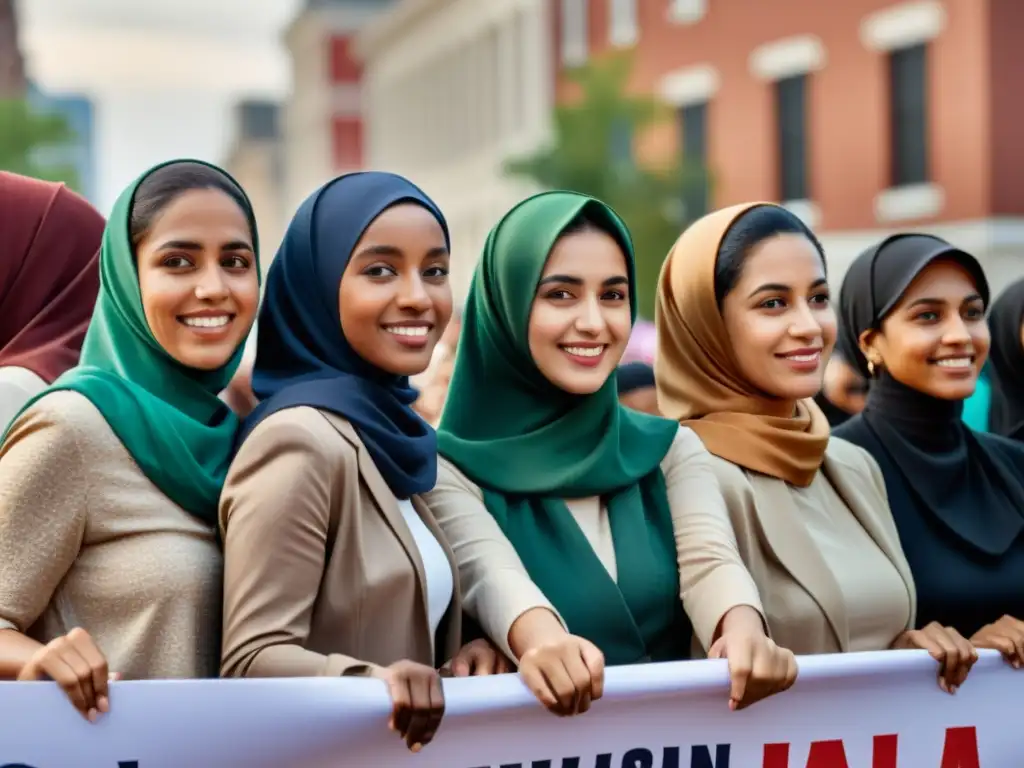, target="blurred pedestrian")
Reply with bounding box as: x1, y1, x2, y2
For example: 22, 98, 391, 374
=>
0, 172, 104, 430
